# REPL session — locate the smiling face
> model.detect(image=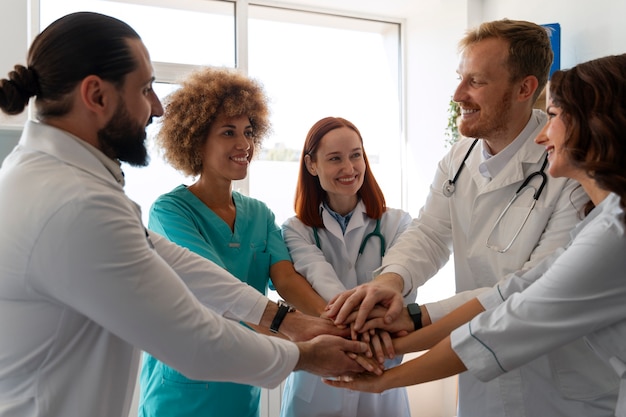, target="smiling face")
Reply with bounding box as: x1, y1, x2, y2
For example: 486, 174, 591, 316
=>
305, 126, 365, 214
453, 37, 518, 148
534, 94, 579, 181
200, 113, 255, 182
